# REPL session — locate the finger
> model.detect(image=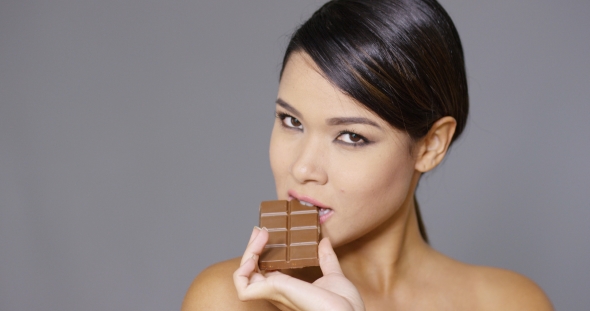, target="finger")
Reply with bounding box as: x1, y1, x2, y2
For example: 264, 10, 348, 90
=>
234, 258, 289, 303
234, 256, 255, 291
240, 227, 269, 266
269, 274, 349, 311
236, 263, 350, 311
240, 227, 261, 267
237, 267, 325, 309
248, 226, 262, 244
249, 227, 264, 273
234, 256, 259, 297
318, 238, 344, 276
